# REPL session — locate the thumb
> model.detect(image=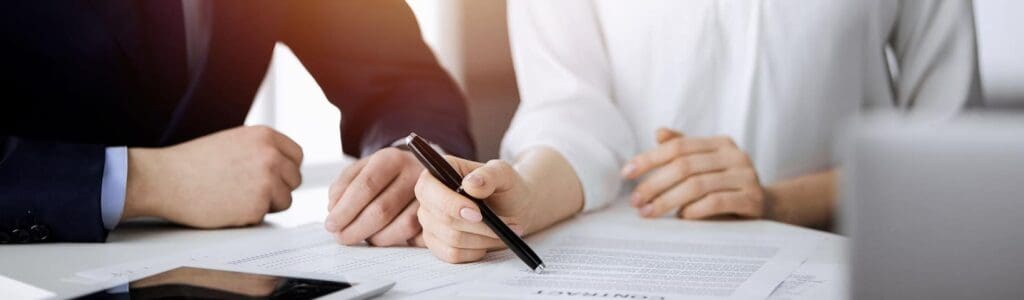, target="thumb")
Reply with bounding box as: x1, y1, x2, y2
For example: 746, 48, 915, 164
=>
656, 127, 684, 144
460, 159, 517, 200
